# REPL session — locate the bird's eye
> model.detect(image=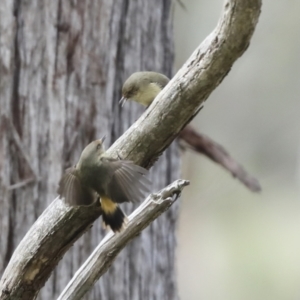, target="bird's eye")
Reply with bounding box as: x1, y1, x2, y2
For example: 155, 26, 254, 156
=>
96, 143, 102, 150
